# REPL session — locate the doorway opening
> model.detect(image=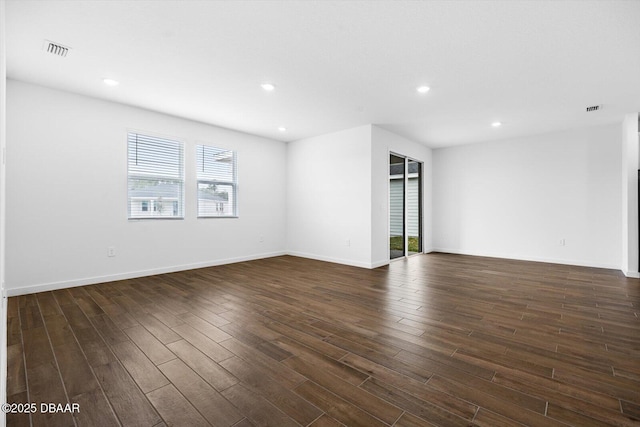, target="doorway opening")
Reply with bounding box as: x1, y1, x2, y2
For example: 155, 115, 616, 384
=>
389, 153, 422, 260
